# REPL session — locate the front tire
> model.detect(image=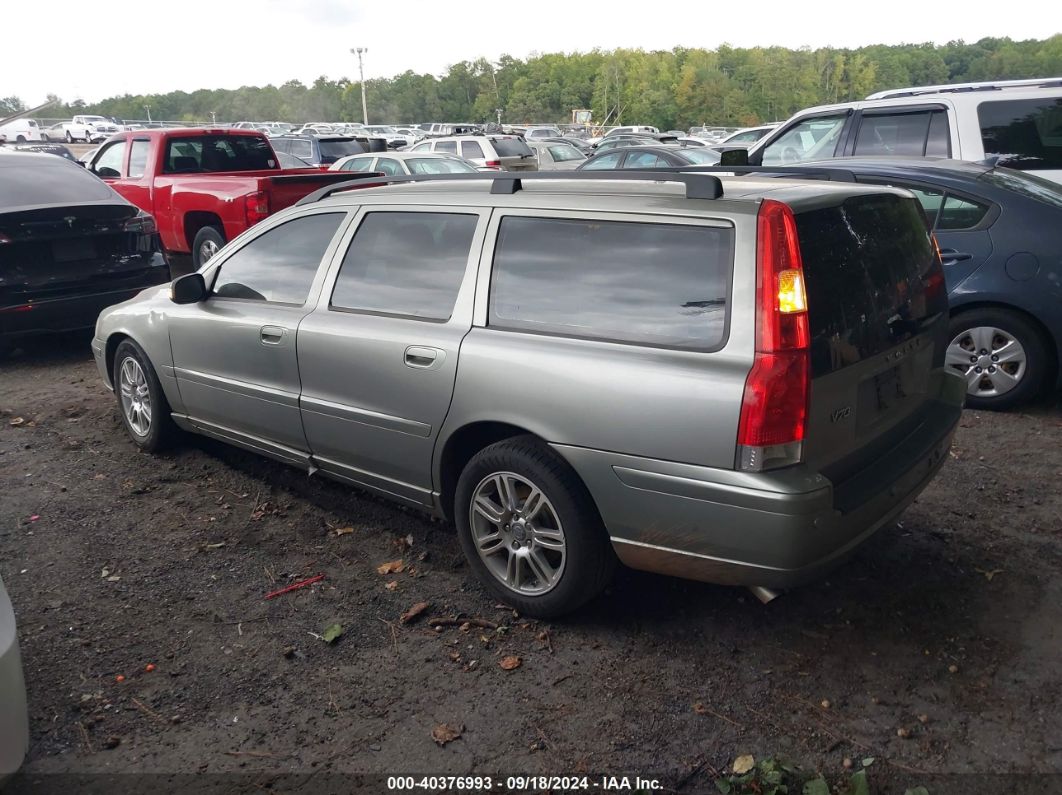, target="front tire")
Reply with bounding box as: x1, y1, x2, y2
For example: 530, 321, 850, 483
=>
192, 226, 225, 269
65, 131, 73, 143
455, 436, 615, 618
112, 340, 178, 452
946, 308, 1049, 411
